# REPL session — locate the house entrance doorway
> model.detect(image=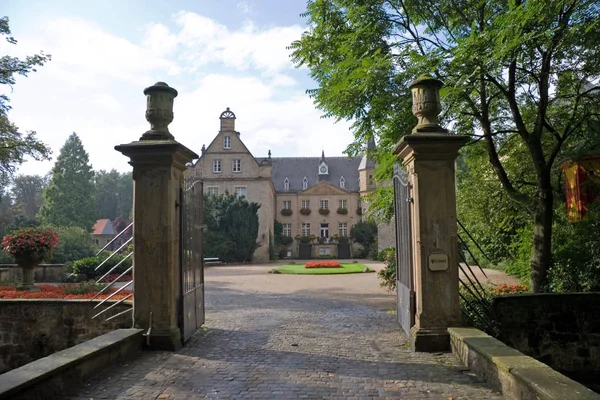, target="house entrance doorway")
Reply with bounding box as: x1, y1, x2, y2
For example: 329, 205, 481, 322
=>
320, 223, 329, 239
